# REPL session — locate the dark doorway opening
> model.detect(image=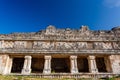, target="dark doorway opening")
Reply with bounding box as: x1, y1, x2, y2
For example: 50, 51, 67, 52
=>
31, 58, 44, 73
96, 57, 107, 72
77, 58, 89, 72
11, 58, 24, 73
51, 58, 70, 73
